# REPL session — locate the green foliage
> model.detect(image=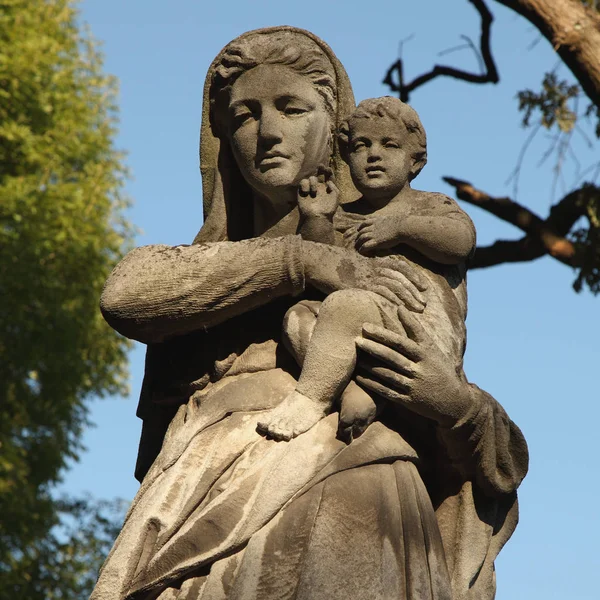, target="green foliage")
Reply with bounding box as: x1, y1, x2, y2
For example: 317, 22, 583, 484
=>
571, 185, 600, 293
0, 0, 133, 591
1, 496, 127, 600
517, 73, 580, 133
517, 71, 600, 294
